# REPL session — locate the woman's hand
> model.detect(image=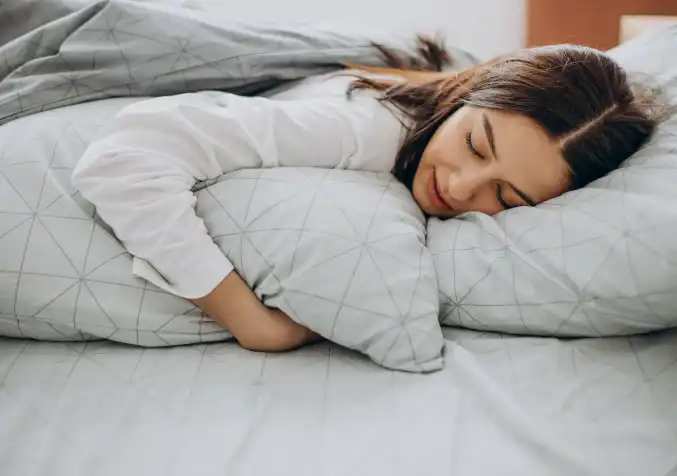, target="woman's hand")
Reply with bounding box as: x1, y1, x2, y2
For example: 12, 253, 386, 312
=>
193, 272, 322, 352
253, 307, 323, 352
